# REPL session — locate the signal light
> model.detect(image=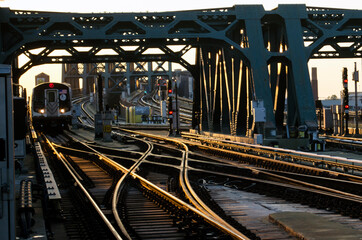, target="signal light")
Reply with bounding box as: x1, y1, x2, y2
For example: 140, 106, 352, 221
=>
49, 83, 54, 88
343, 79, 348, 83
168, 89, 172, 93
168, 110, 173, 115
345, 105, 349, 109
